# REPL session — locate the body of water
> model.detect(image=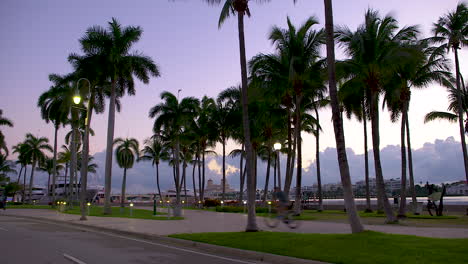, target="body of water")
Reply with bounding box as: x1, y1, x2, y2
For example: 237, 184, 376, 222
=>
317, 196, 468, 205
